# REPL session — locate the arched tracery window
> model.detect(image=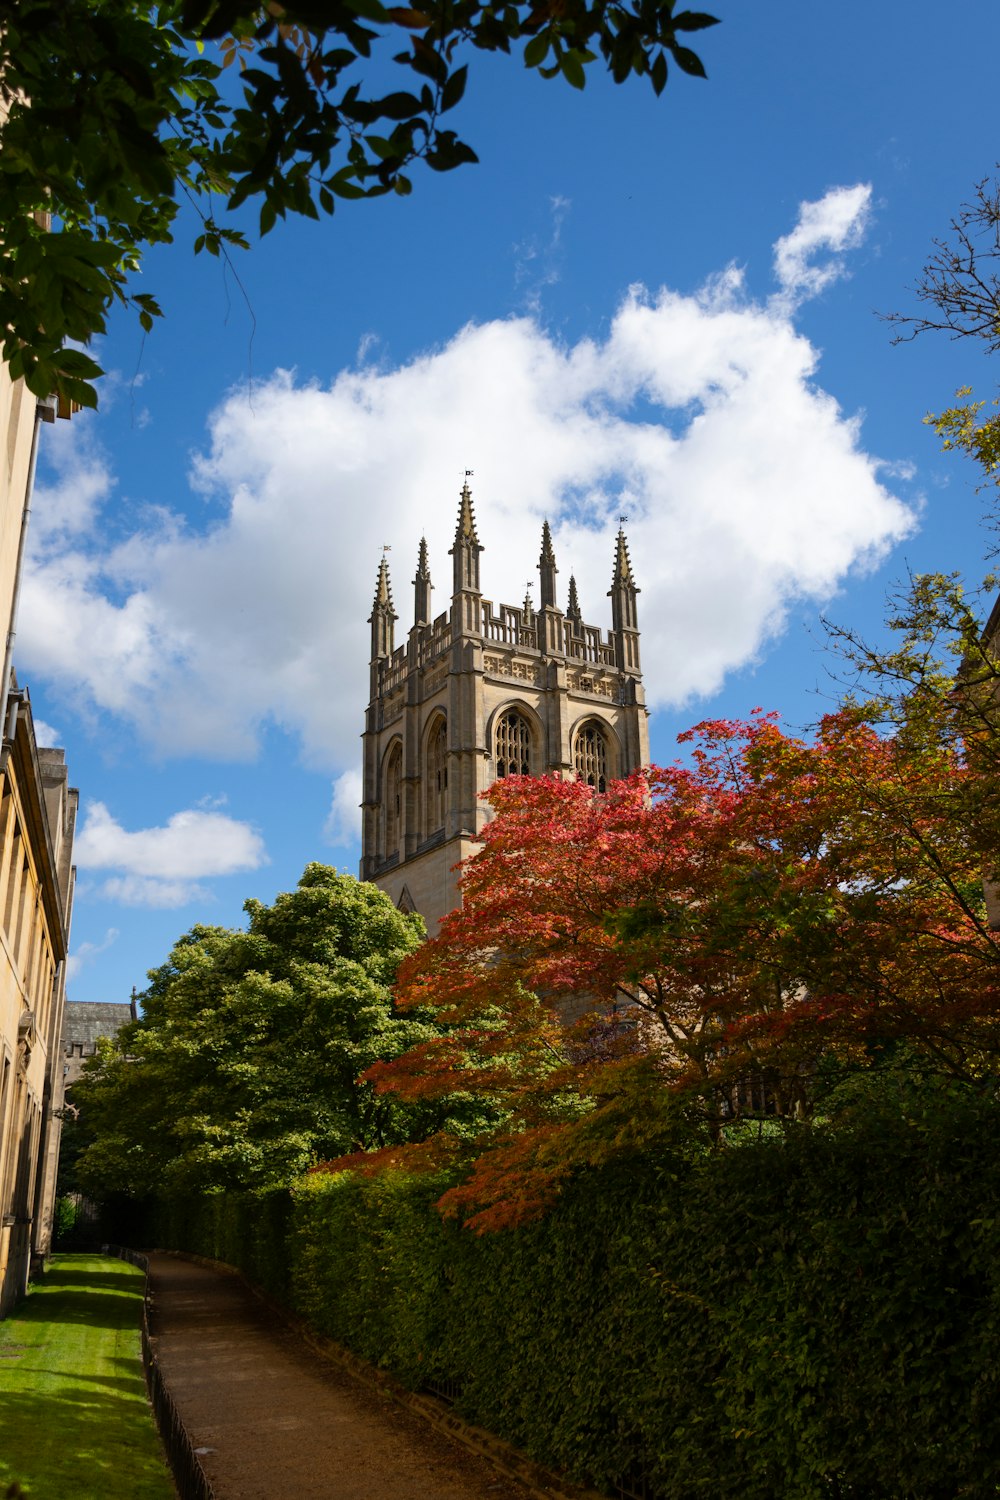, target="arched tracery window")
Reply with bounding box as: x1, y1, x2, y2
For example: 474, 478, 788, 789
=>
425, 717, 448, 833
384, 743, 402, 857
574, 722, 609, 792
494, 710, 532, 778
